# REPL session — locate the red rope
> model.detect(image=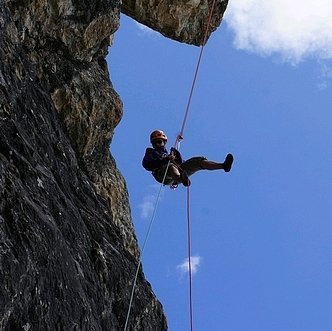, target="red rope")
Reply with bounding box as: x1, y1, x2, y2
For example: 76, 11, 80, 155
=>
175, 0, 218, 148
186, 187, 193, 331
174, 2, 218, 330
